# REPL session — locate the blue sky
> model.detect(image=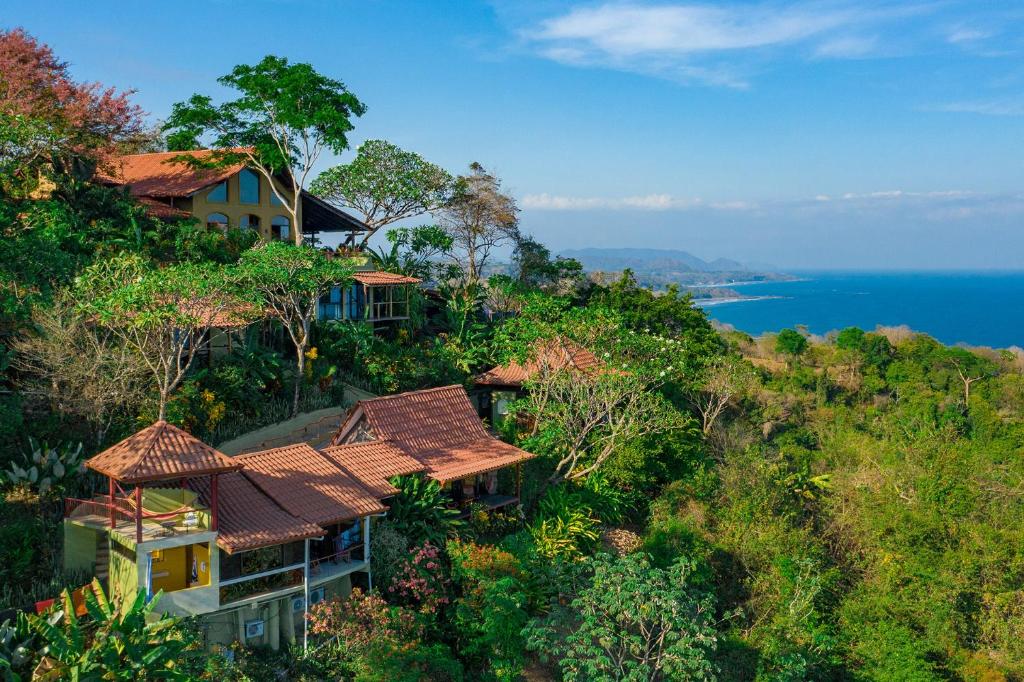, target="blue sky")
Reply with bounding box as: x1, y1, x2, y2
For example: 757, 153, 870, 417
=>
6, 1, 1024, 269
